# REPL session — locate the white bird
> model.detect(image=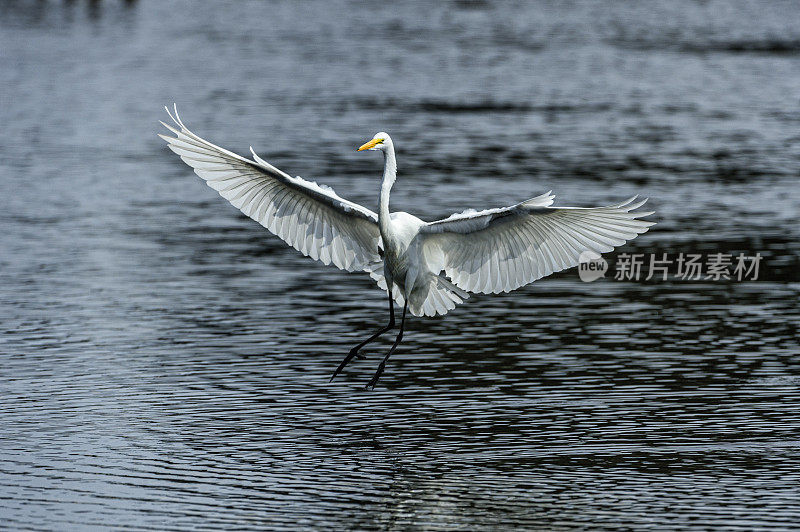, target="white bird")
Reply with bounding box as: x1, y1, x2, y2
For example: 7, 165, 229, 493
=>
159, 105, 655, 388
